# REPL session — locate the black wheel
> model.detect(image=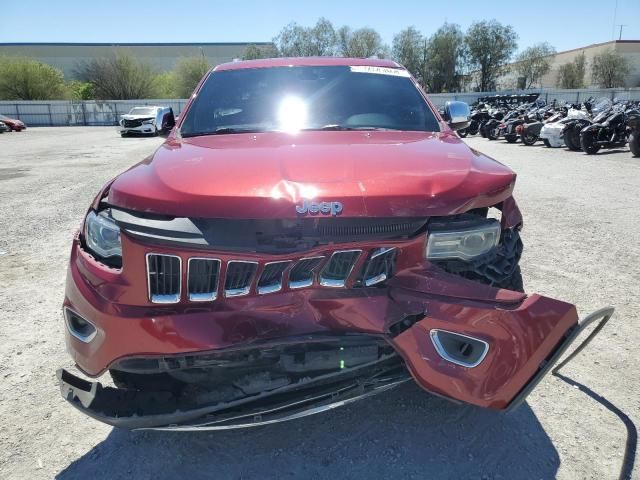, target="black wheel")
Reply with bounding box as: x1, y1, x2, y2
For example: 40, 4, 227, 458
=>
580, 132, 601, 154
120, 132, 128, 138
543, 139, 551, 147
479, 124, 487, 138
487, 126, 499, 140
563, 129, 581, 151
522, 132, 538, 146
468, 123, 479, 136
457, 128, 468, 138
505, 134, 518, 143
629, 131, 640, 157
